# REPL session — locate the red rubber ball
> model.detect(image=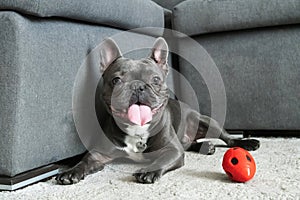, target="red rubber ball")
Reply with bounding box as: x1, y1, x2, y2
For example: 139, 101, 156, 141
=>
222, 147, 256, 182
